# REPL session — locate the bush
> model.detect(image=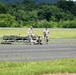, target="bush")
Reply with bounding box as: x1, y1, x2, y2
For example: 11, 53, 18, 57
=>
34, 20, 50, 28
0, 14, 20, 27
34, 20, 59, 28
62, 20, 76, 28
